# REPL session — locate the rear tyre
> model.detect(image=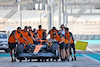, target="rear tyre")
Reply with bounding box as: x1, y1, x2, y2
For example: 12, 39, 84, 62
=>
5, 49, 10, 53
